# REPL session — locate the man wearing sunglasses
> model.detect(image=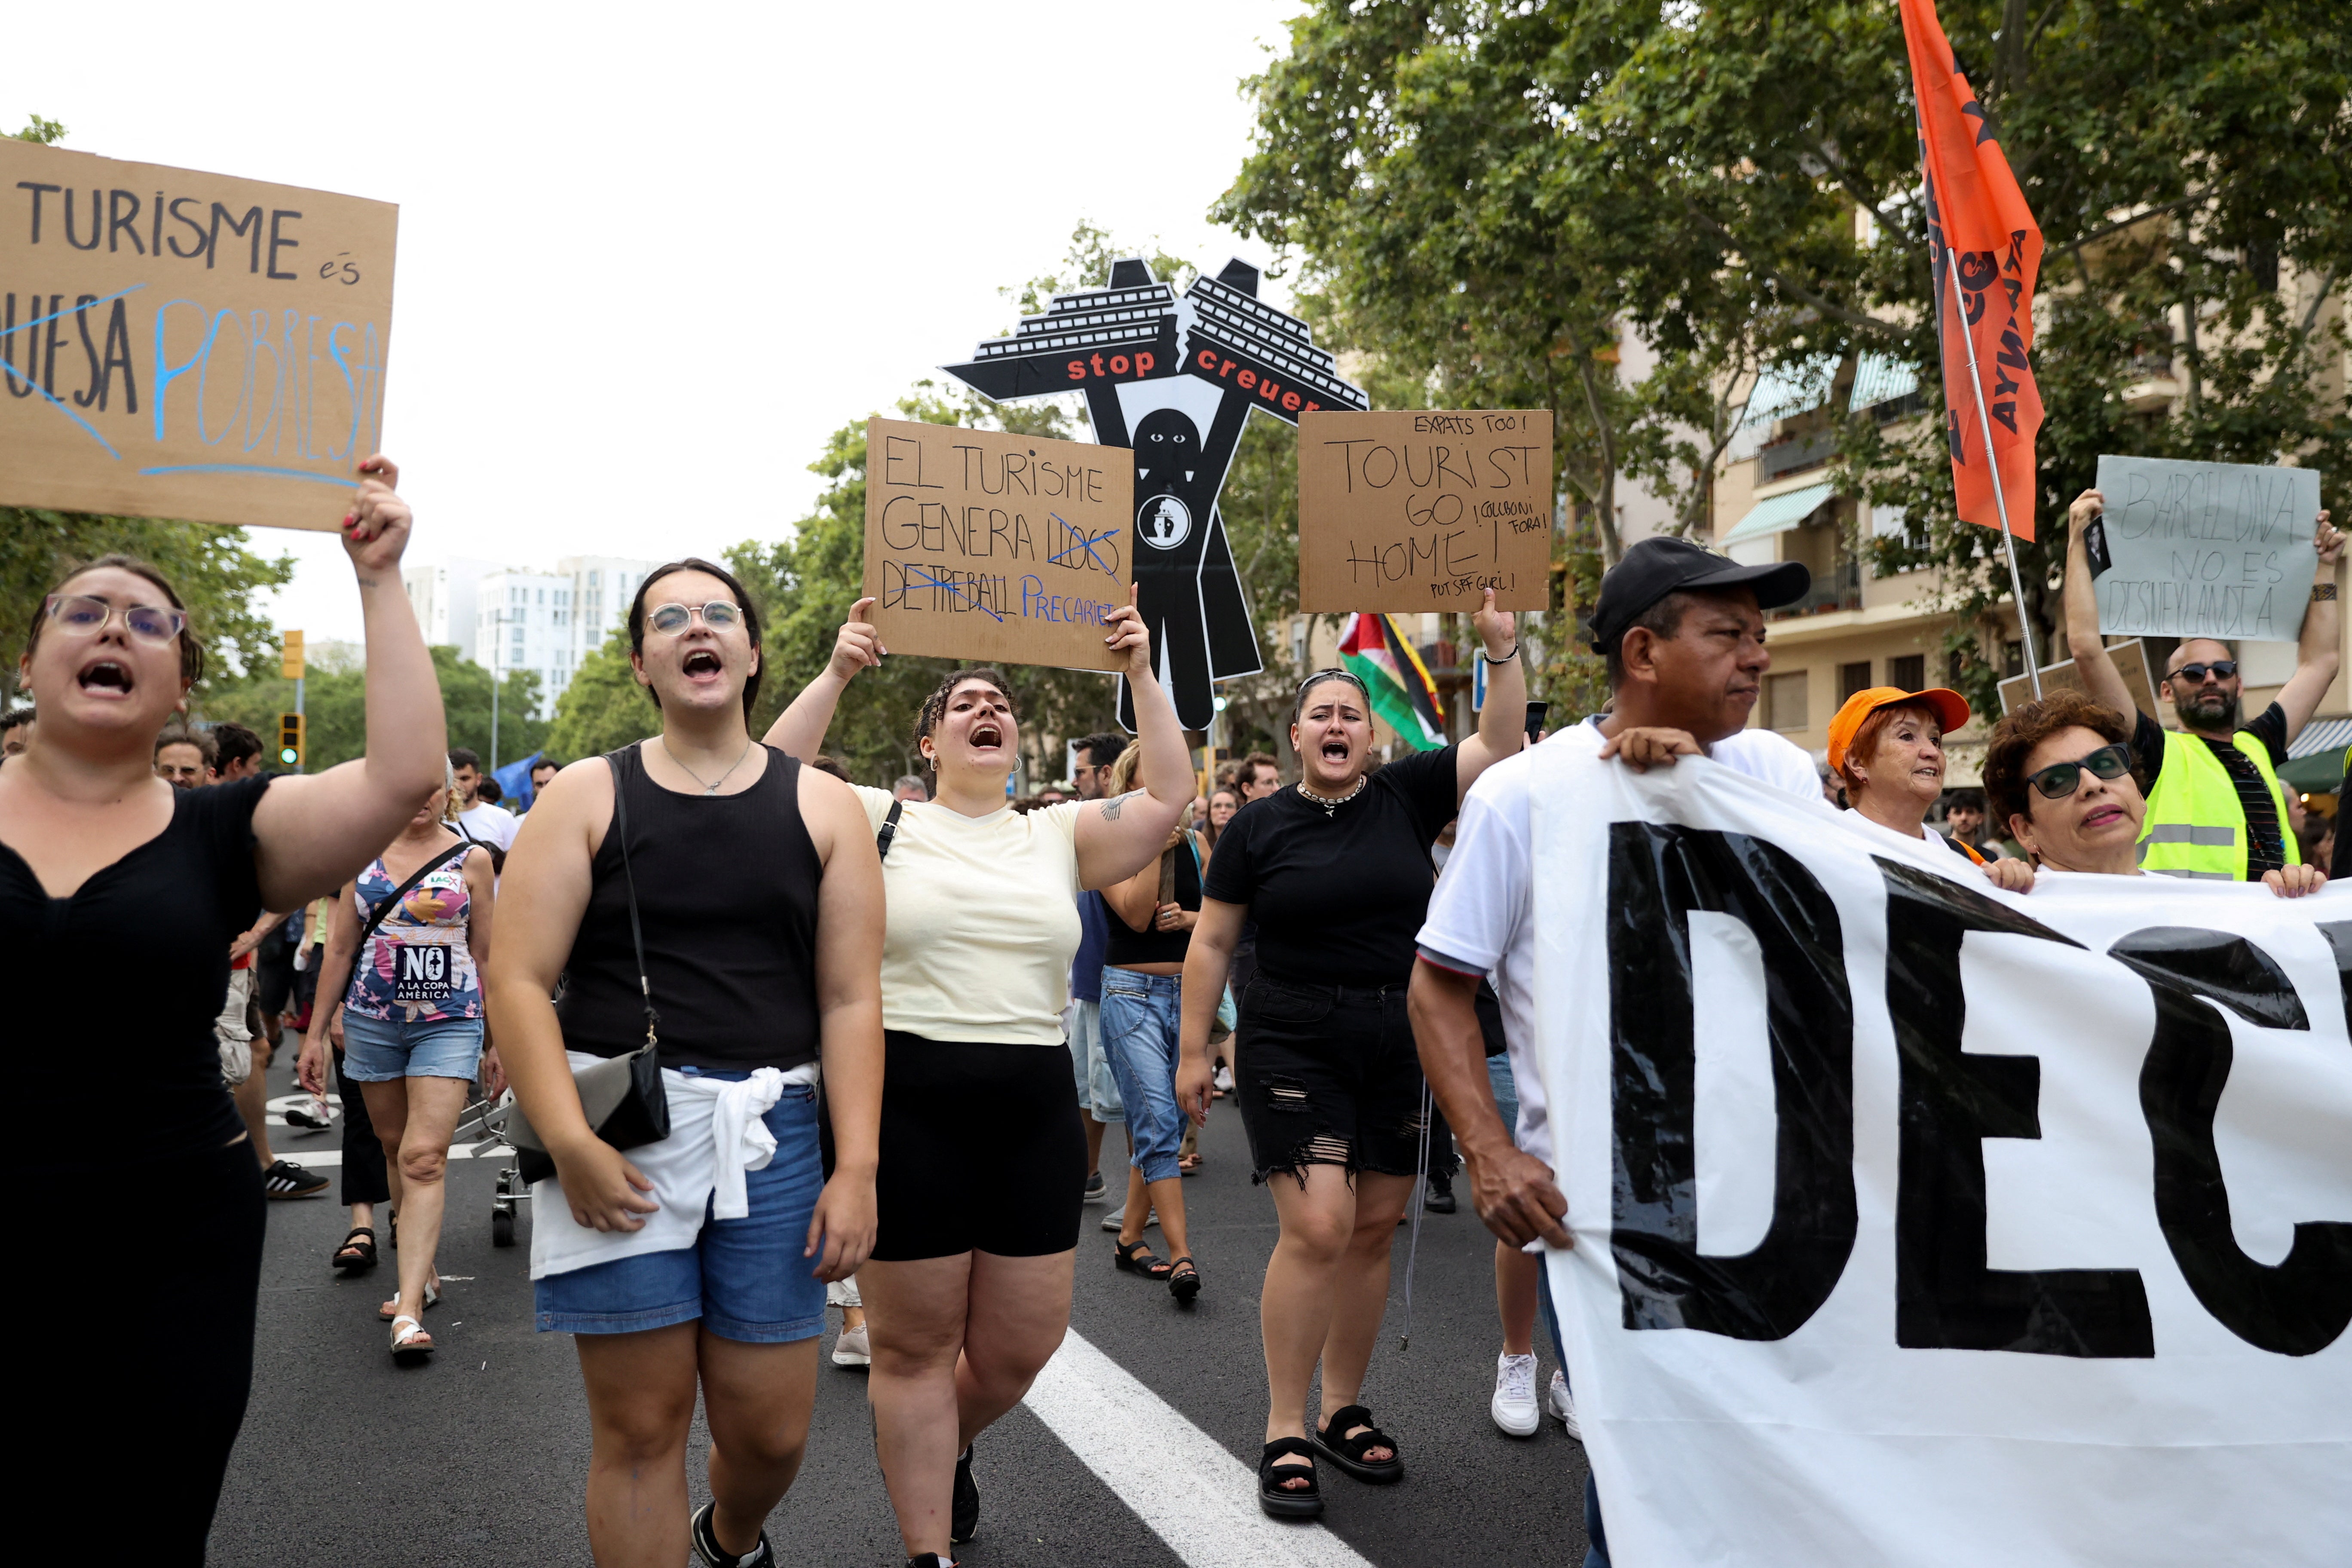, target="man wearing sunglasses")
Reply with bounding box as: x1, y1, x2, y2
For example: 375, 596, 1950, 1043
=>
2064, 487, 2342, 881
